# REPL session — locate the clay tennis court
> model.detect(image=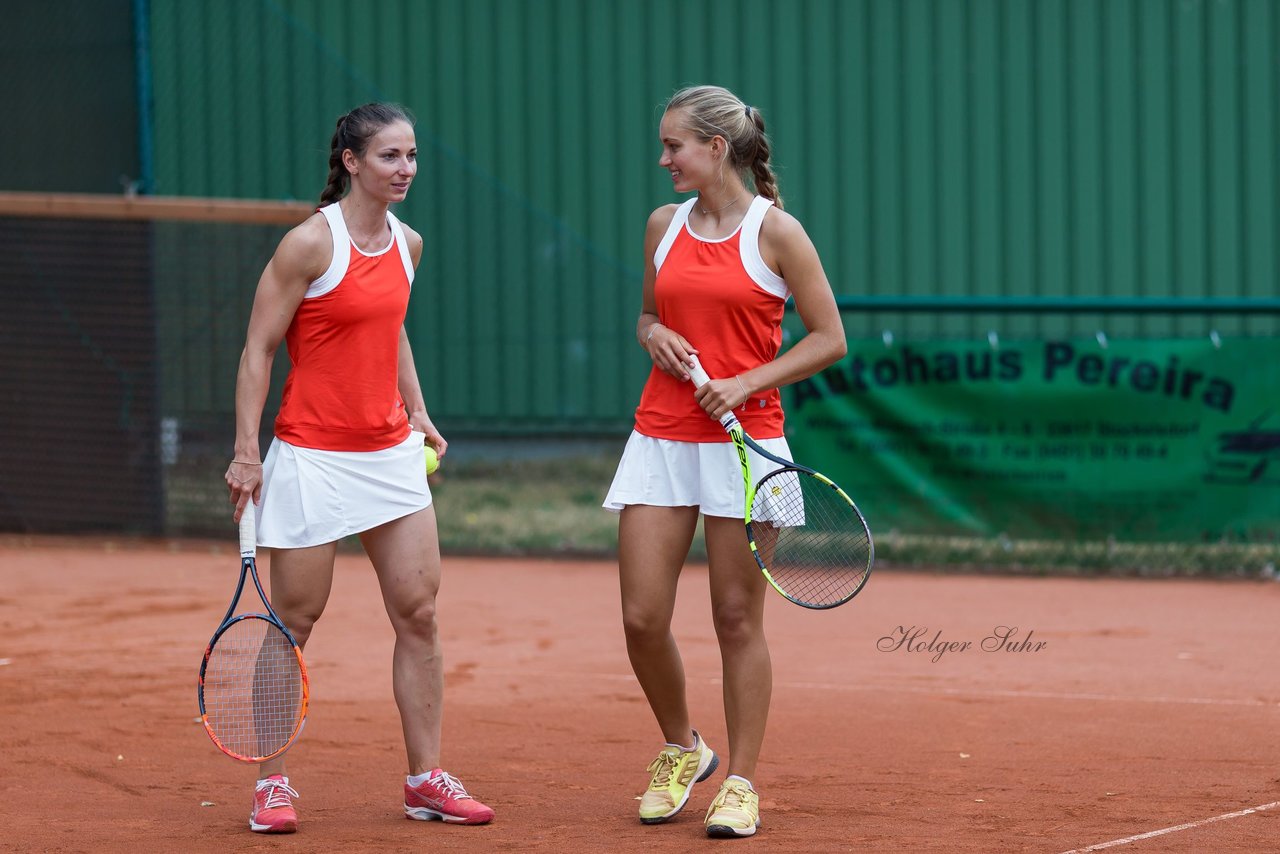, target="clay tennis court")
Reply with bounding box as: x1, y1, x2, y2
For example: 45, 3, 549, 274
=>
1, 536, 1276, 853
